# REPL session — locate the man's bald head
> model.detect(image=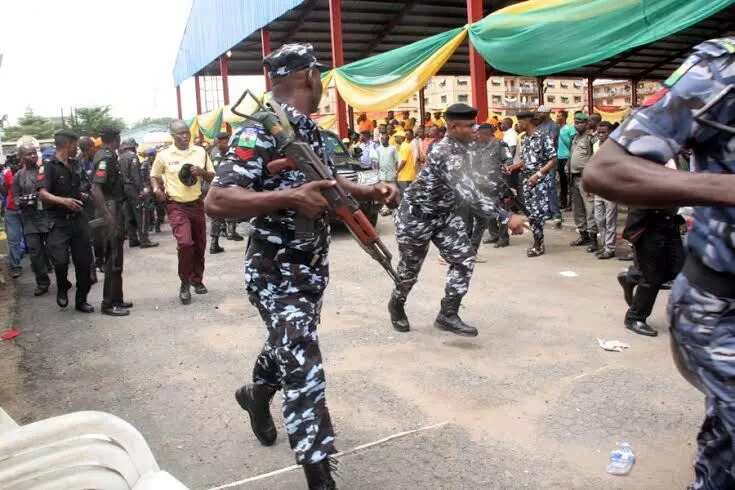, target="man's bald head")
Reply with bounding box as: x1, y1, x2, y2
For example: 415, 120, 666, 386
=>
18, 143, 38, 166
169, 119, 192, 150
